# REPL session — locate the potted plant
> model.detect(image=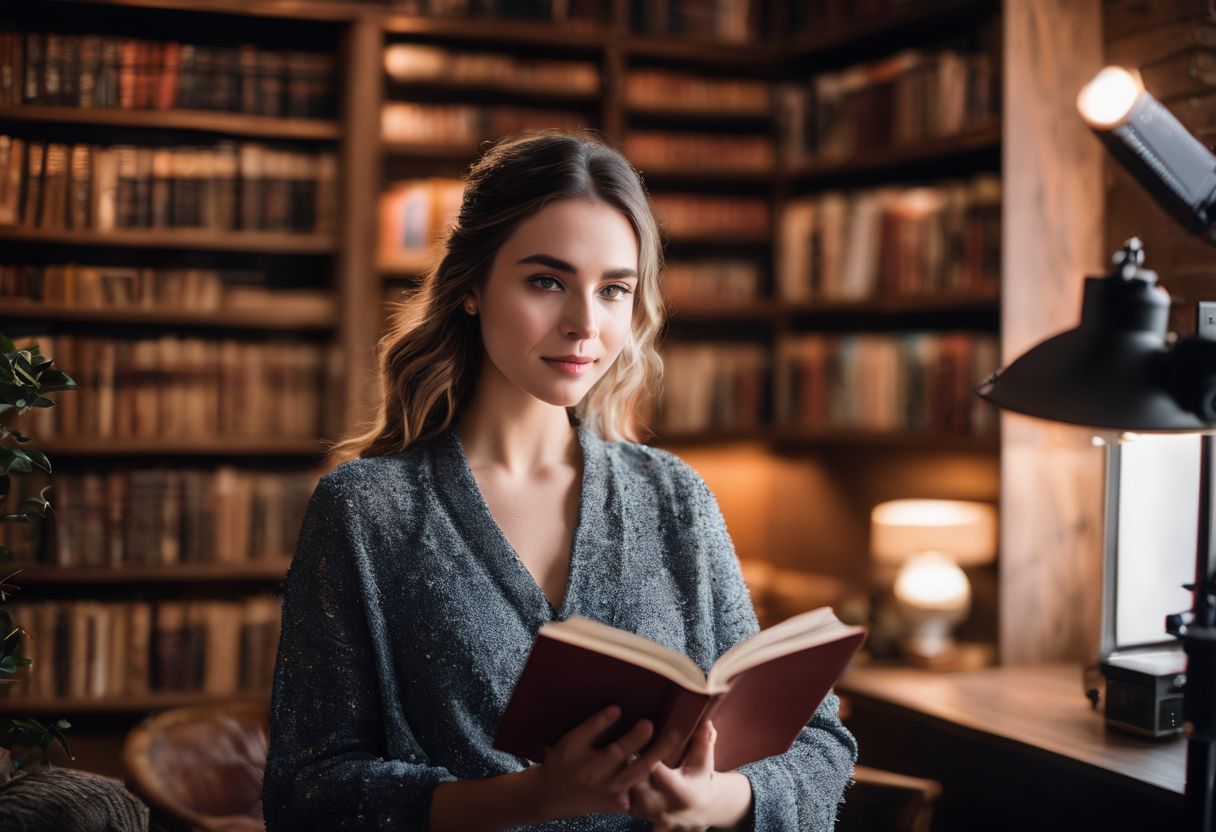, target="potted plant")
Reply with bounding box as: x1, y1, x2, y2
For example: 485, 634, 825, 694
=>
0, 332, 76, 776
